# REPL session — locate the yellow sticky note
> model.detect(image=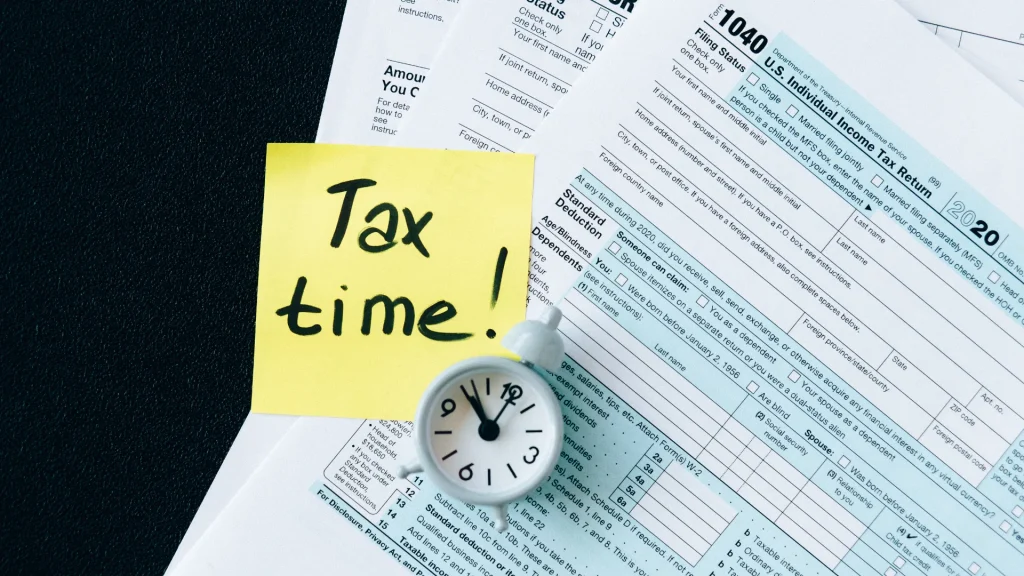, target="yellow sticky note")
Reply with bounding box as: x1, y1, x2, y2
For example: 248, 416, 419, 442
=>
252, 144, 534, 420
